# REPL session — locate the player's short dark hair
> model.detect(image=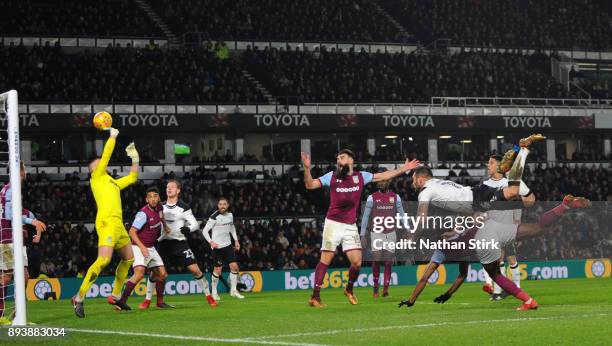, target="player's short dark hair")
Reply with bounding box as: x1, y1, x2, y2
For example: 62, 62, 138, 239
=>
337, 149, 355, 159
413, 166, 433, 178
167, 179, 181, 189
146, 186, 160, 195
218, 196, 229, 204
490, 154, 503, 162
